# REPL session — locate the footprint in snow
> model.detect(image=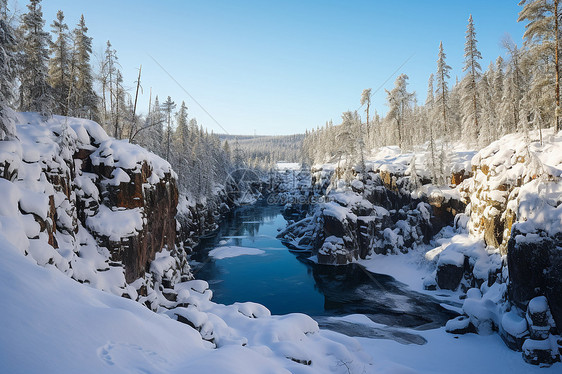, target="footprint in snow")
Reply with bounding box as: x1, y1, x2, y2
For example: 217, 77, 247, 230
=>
97, 341, 169, 373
